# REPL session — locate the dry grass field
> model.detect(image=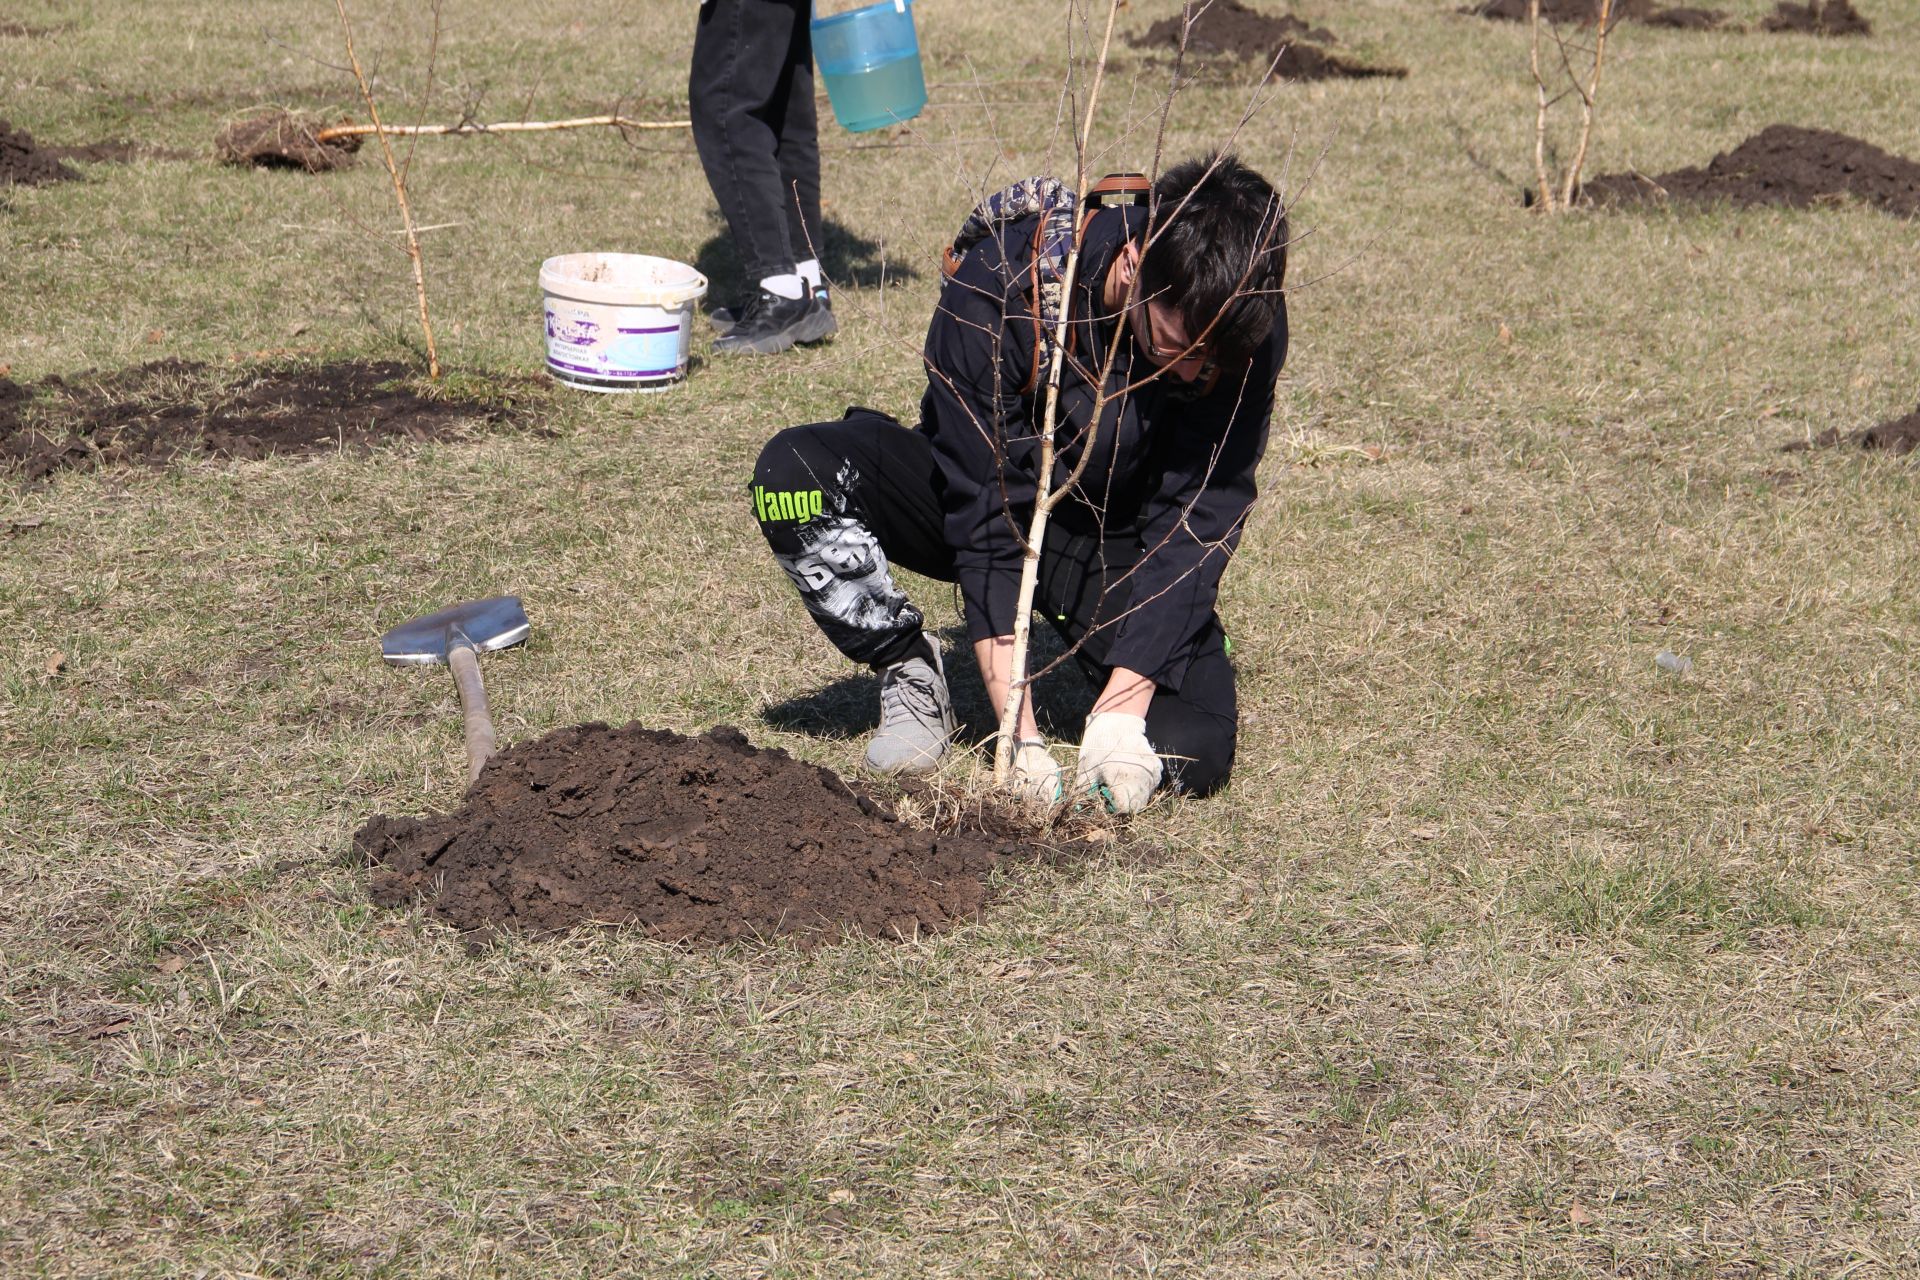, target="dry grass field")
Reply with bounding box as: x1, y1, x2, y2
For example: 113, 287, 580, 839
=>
4, 0, 1919, 1274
